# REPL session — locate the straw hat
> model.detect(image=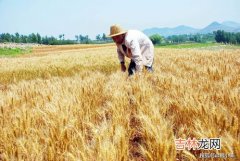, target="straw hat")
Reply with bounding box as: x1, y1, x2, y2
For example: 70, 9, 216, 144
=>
108, 25, 127, 37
